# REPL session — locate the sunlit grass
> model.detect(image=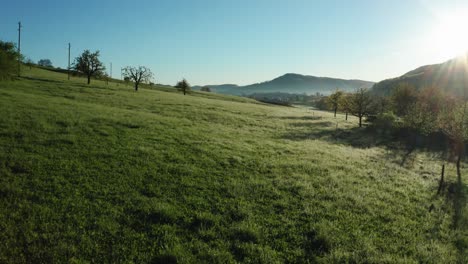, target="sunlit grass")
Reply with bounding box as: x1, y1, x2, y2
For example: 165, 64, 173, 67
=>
0, 67, 466, 263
